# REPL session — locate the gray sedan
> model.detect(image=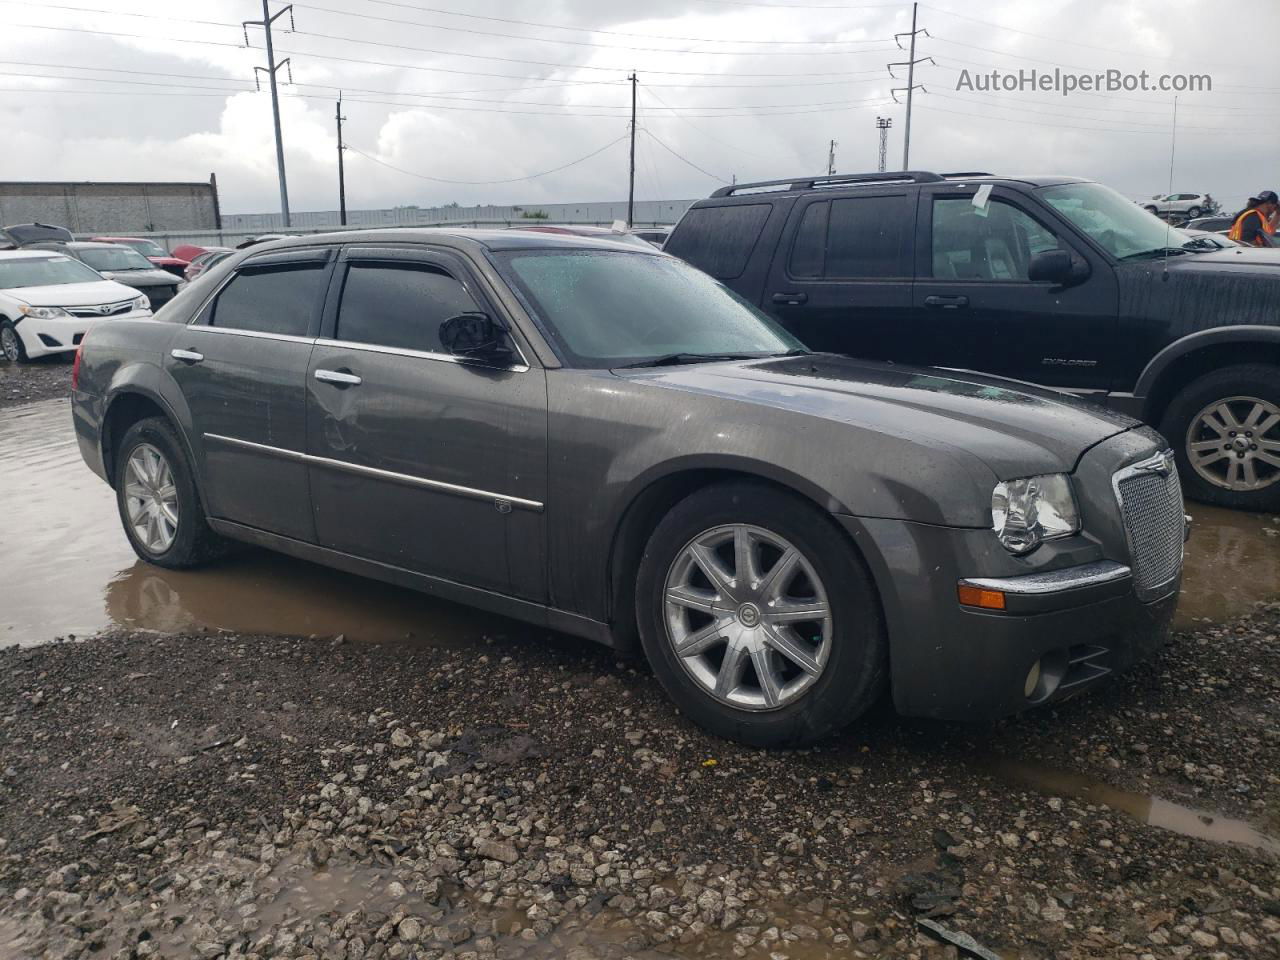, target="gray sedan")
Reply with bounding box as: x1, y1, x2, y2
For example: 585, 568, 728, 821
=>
69, 229, 1184, 746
